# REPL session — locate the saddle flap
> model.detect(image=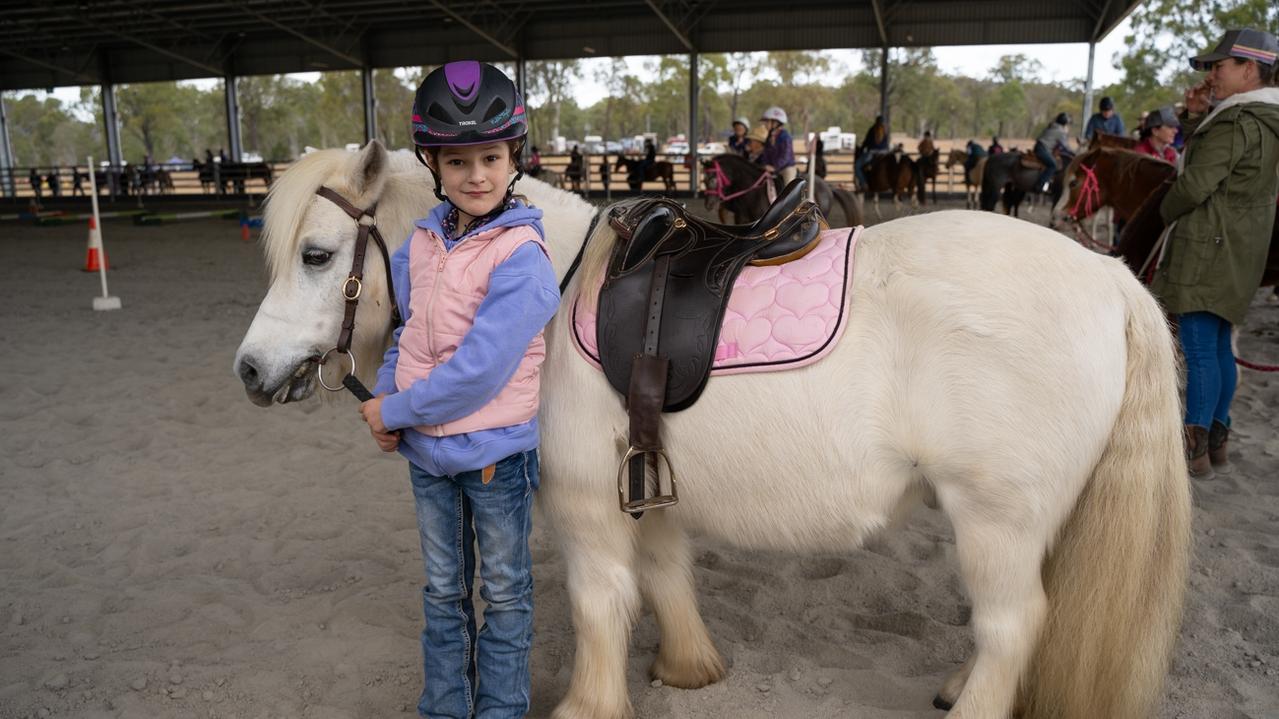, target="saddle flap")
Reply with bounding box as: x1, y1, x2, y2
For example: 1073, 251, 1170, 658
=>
1019, 152, 1044, 170
608, 201, 693, 276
